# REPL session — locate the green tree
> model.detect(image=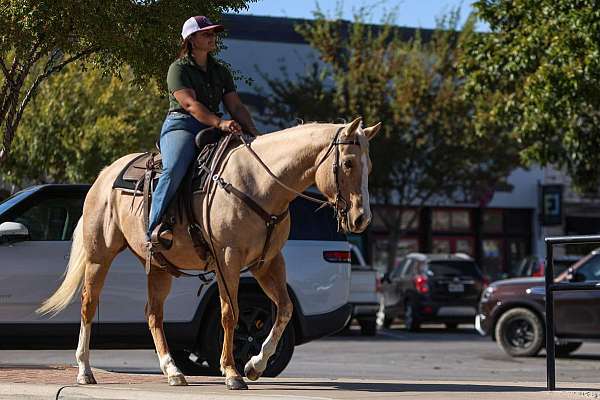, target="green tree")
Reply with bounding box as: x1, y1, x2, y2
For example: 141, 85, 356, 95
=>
0, 63, 163, 186
0, 0, 255, 163
462, 1, 600, 193
259, 8, 520, 271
